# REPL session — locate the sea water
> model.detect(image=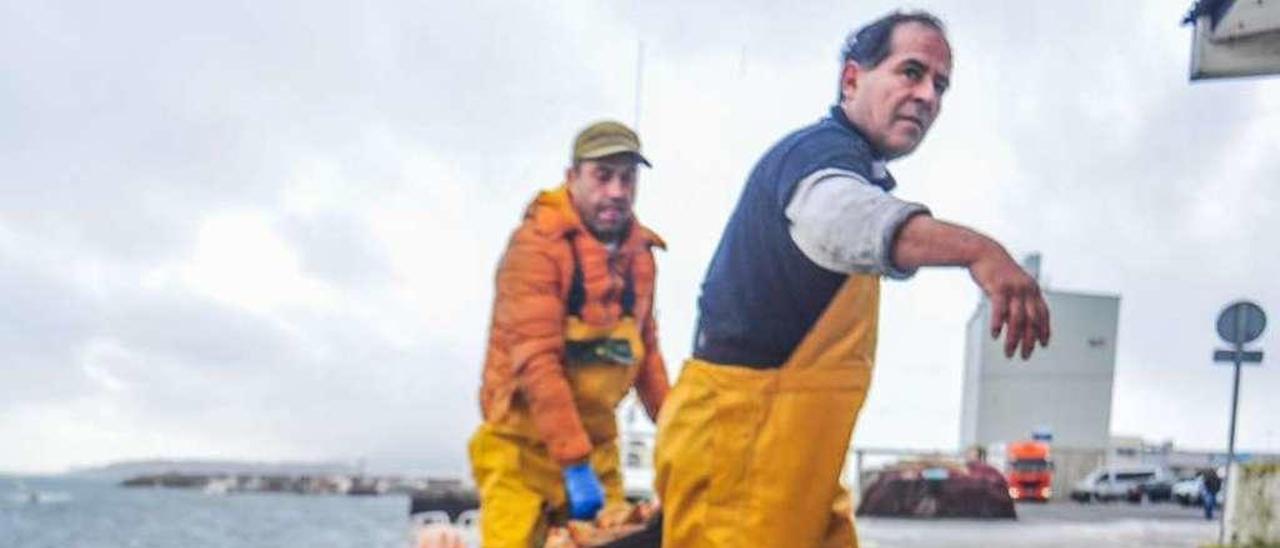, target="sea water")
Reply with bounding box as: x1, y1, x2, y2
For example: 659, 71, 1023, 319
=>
1, 475, 411, 548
